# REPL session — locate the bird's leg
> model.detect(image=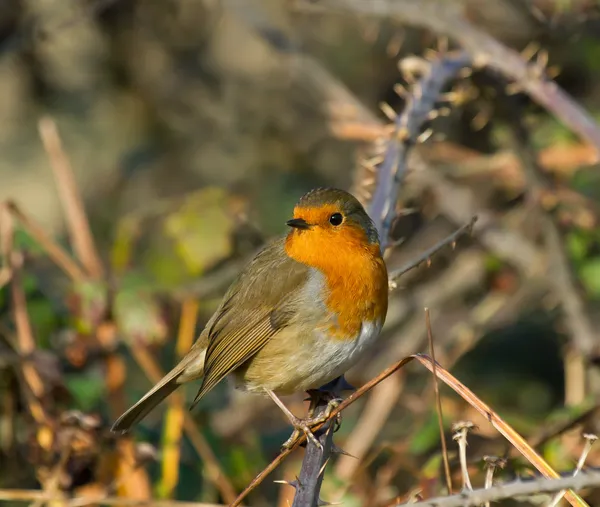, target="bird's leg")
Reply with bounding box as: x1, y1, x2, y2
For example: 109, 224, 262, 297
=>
265, 389, 323, 451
